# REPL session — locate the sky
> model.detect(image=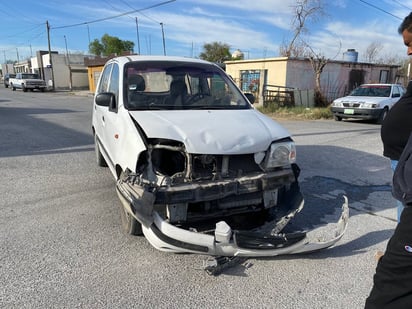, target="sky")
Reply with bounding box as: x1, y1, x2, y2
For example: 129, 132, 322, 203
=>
1, 0, 412, 63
